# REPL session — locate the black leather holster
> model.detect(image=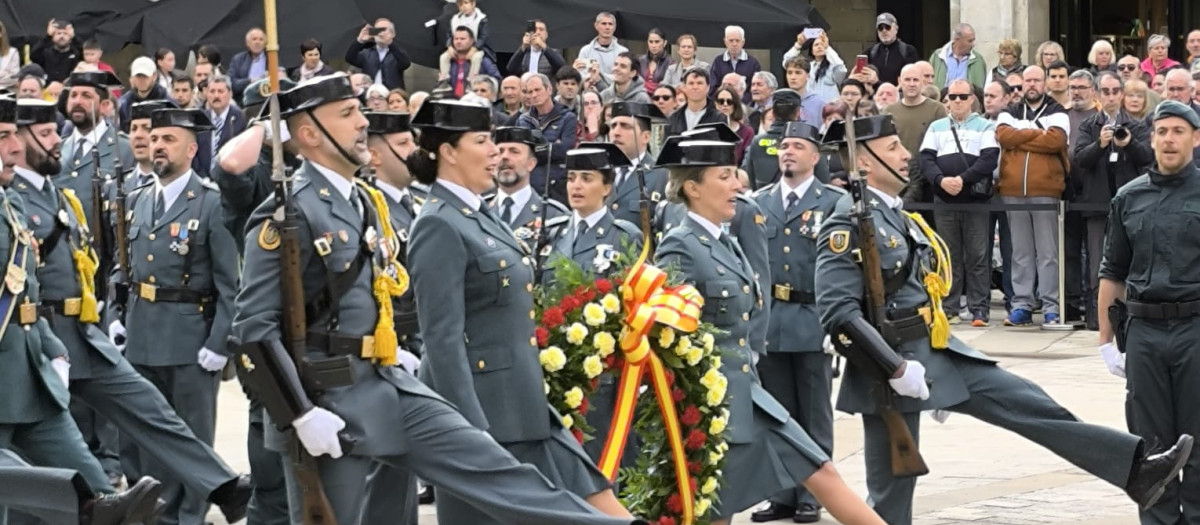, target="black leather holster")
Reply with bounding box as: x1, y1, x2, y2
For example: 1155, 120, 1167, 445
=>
234, 339, 315, 431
